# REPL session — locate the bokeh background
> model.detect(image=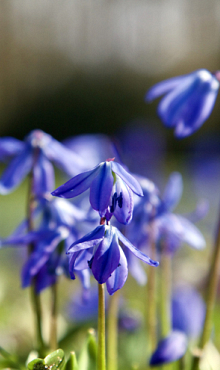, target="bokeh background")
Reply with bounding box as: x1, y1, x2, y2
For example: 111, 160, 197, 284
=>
1, 1, 220, 367
1, 0, 220, 148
